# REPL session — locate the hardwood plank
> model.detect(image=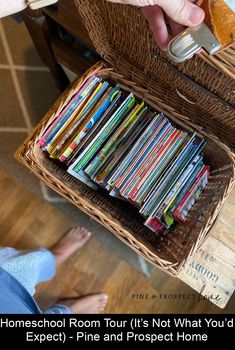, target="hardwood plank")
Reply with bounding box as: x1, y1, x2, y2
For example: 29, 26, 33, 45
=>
1, 171, 235, 313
